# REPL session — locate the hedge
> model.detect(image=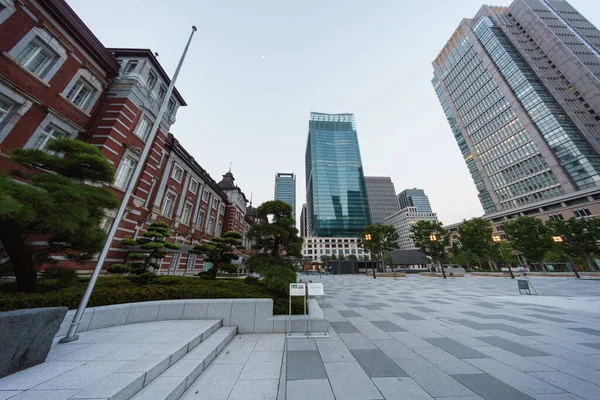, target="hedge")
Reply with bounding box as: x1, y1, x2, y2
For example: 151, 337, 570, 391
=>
0, 276, 304, 315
